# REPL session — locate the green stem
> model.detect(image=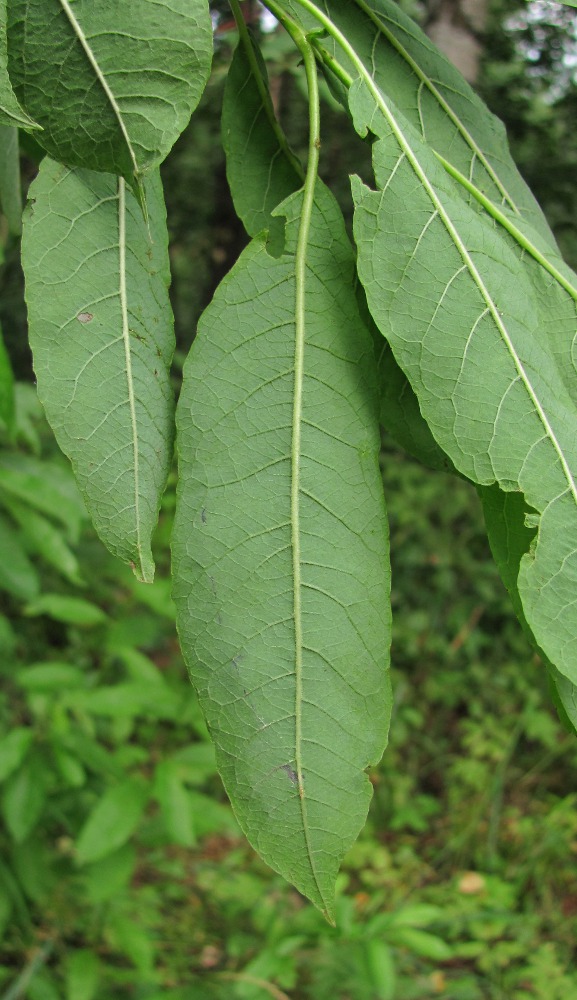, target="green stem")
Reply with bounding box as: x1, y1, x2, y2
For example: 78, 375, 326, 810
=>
435, 153, 577, 303
229, 0, 304, 181
291, 25, 327, 916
